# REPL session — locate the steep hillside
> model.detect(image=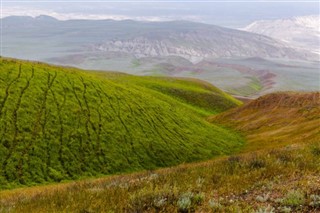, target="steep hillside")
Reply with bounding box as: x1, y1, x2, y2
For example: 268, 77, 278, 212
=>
0, 58, 243, 188
209, 92, 320, 151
